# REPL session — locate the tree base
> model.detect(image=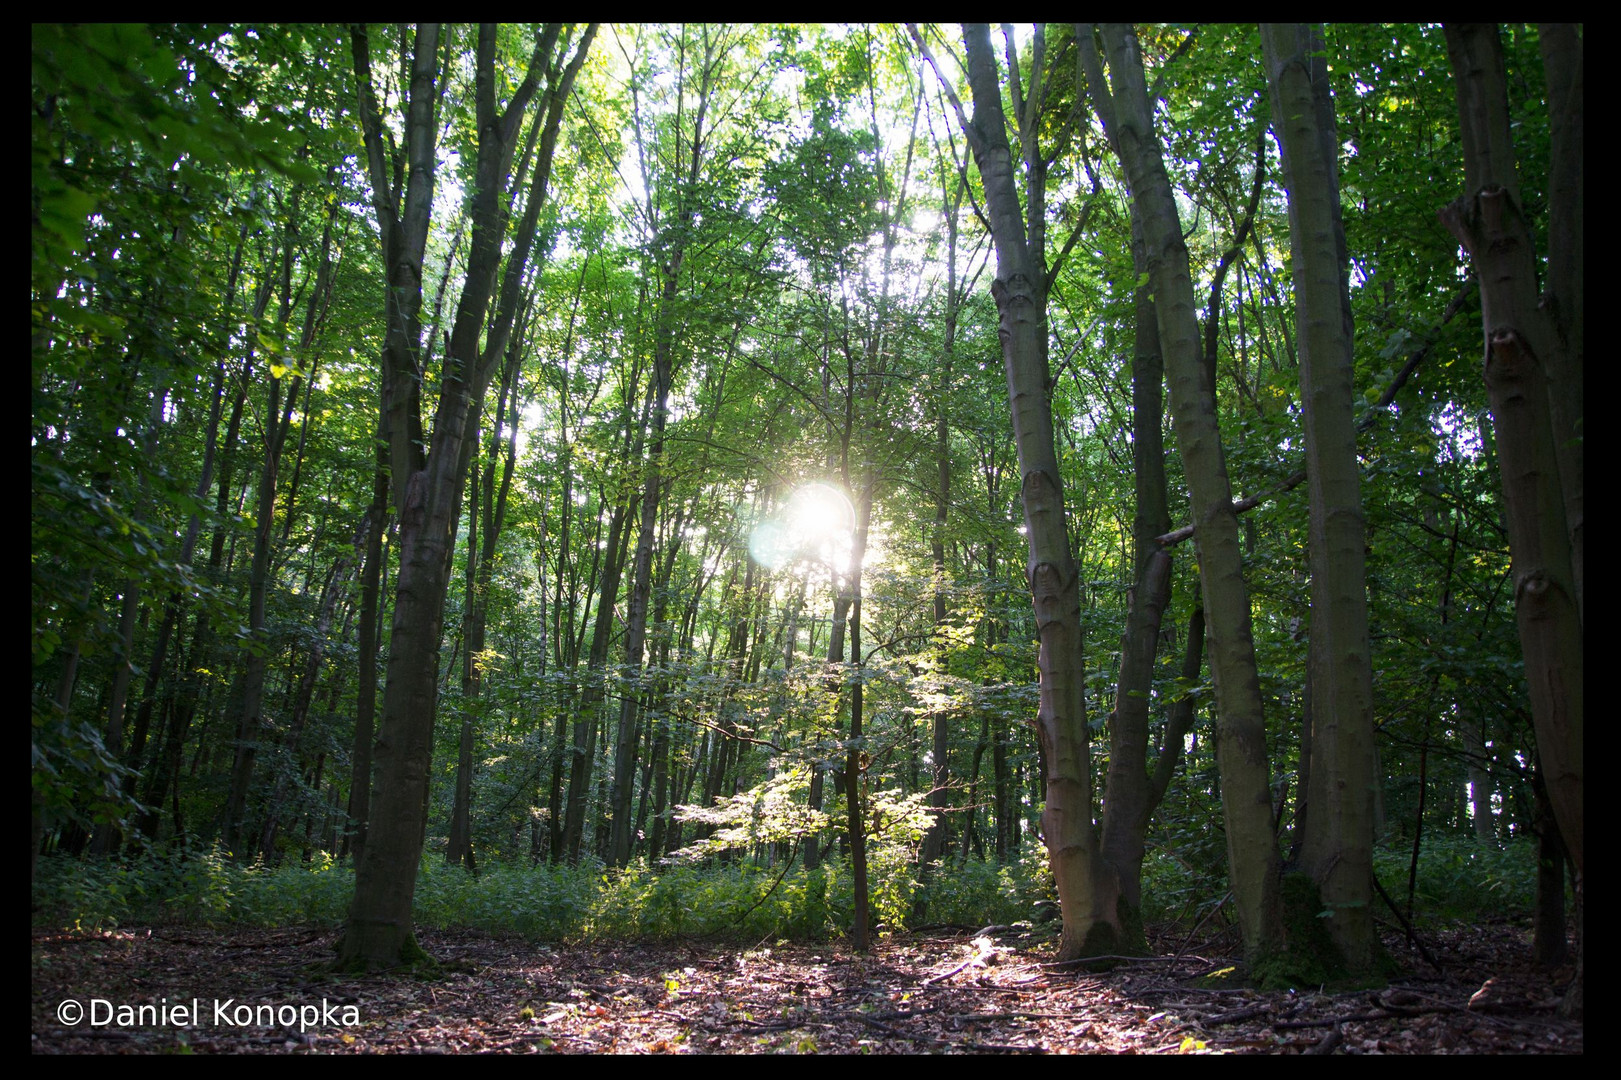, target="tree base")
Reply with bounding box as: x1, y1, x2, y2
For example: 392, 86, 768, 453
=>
1056, 896, 1146, 969
1249, 872, 1389, 990
332, 922, 439, 975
